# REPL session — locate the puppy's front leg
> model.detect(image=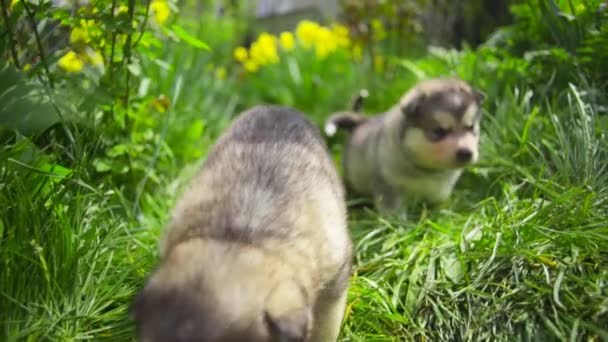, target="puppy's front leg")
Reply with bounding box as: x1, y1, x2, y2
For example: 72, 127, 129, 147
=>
310, 287, 348, 342
309, 264, 351, 342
